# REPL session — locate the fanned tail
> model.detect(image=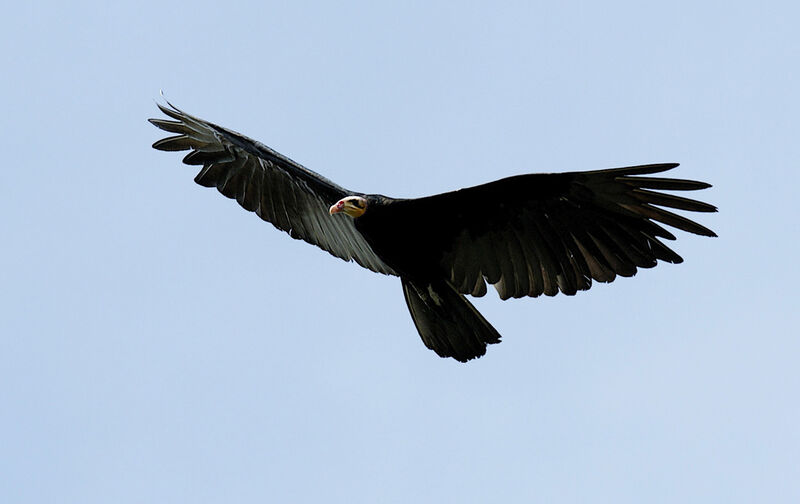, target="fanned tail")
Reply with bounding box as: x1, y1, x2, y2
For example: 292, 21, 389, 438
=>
402, 278, 501, 362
